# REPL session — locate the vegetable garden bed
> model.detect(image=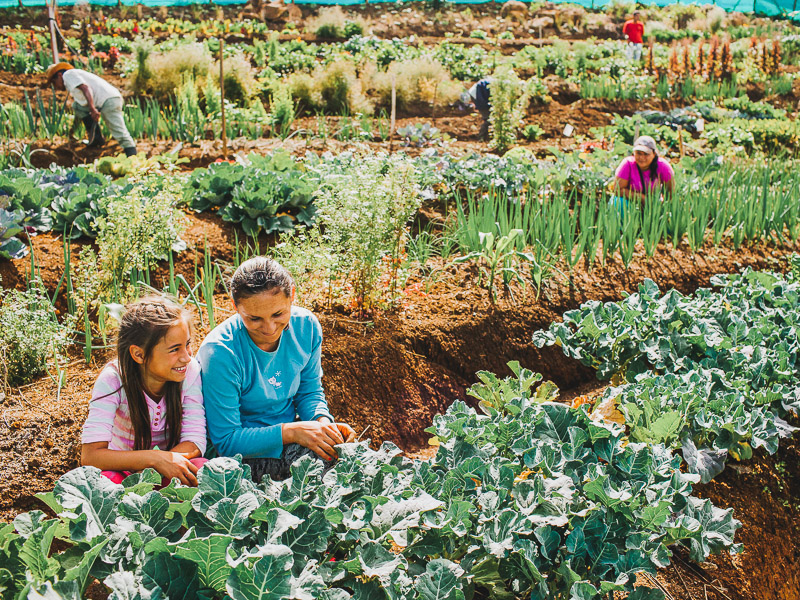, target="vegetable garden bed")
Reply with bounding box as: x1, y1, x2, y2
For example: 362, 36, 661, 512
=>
1, 2, 799, 597
1, 214, 799, 598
